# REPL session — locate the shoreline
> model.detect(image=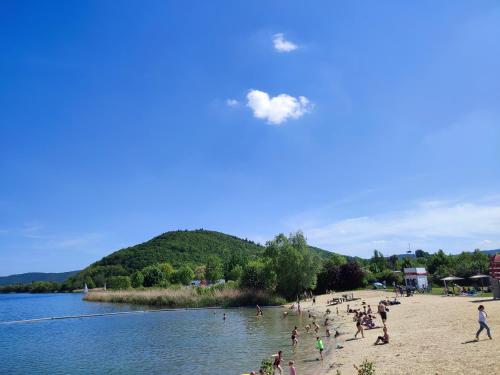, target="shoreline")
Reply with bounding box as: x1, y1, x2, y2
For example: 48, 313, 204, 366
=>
288, 290, 499, 375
